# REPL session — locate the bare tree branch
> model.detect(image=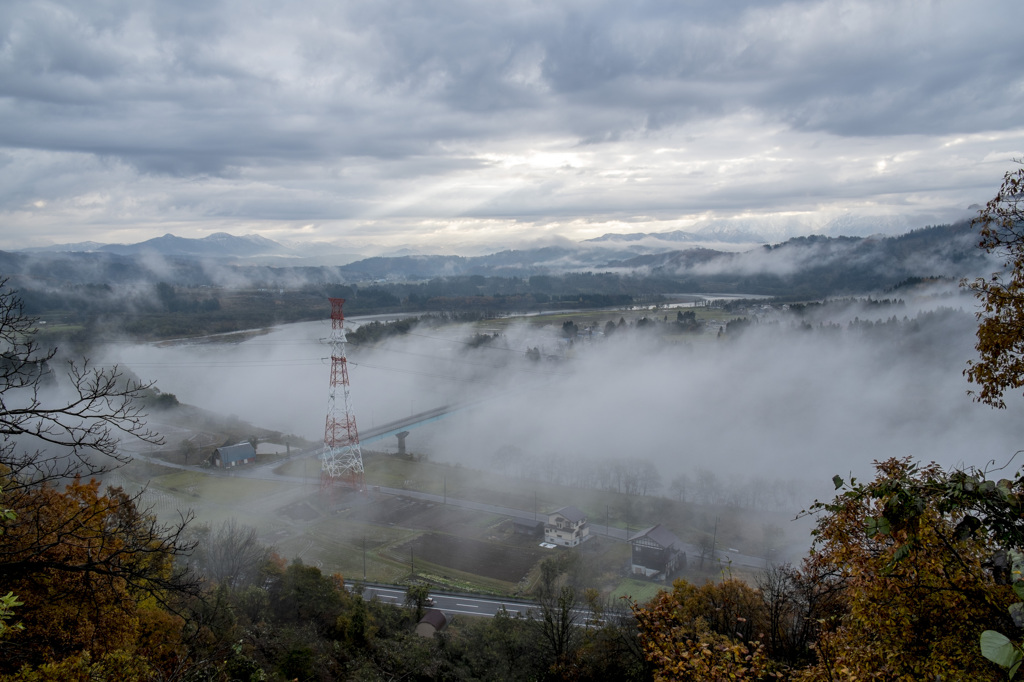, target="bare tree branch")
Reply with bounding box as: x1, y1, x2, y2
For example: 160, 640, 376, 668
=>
0, 278, 163, 490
